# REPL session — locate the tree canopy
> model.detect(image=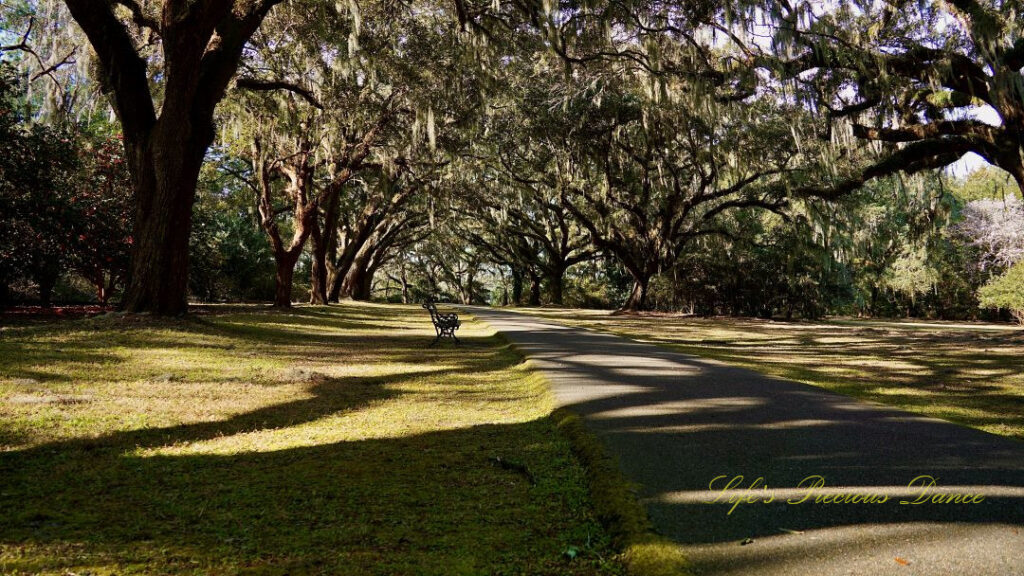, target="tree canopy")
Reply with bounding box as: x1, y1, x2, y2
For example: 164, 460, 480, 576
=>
1, 0, 1022, 320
